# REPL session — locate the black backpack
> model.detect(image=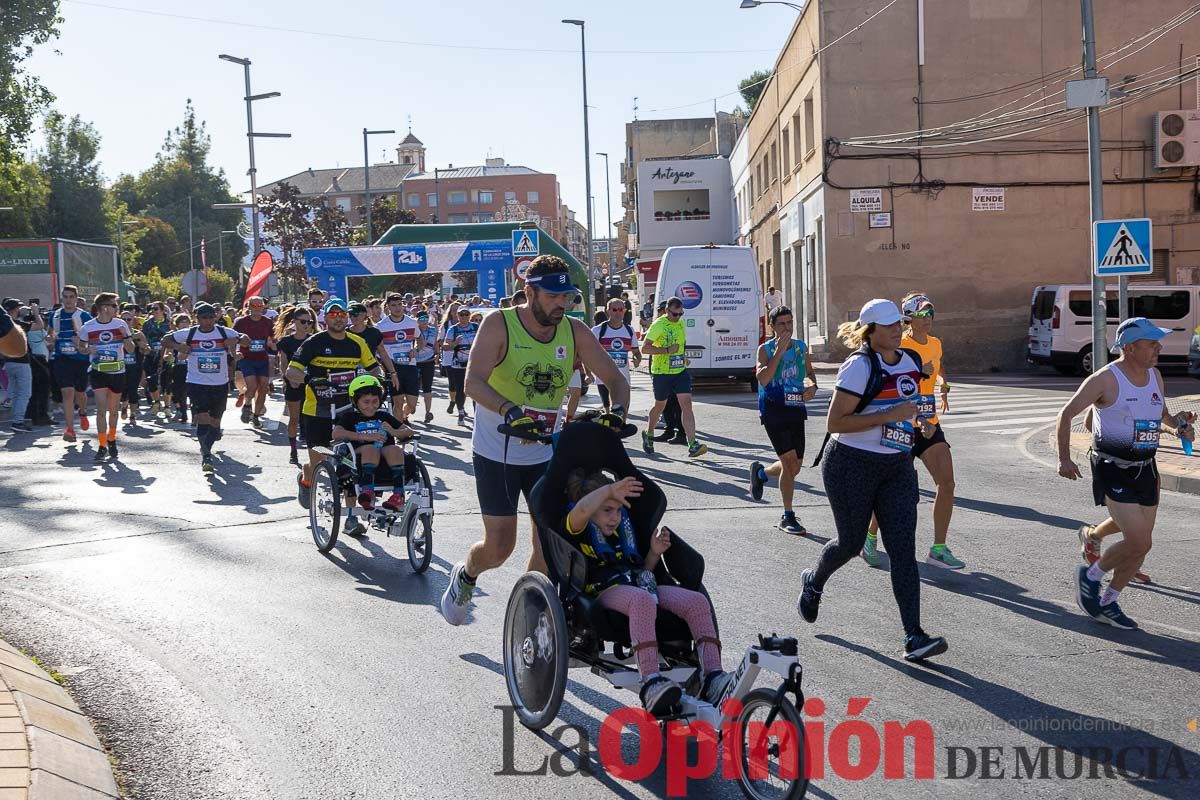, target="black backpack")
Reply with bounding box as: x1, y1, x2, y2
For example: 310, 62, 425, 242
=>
811, 345, 926, 467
